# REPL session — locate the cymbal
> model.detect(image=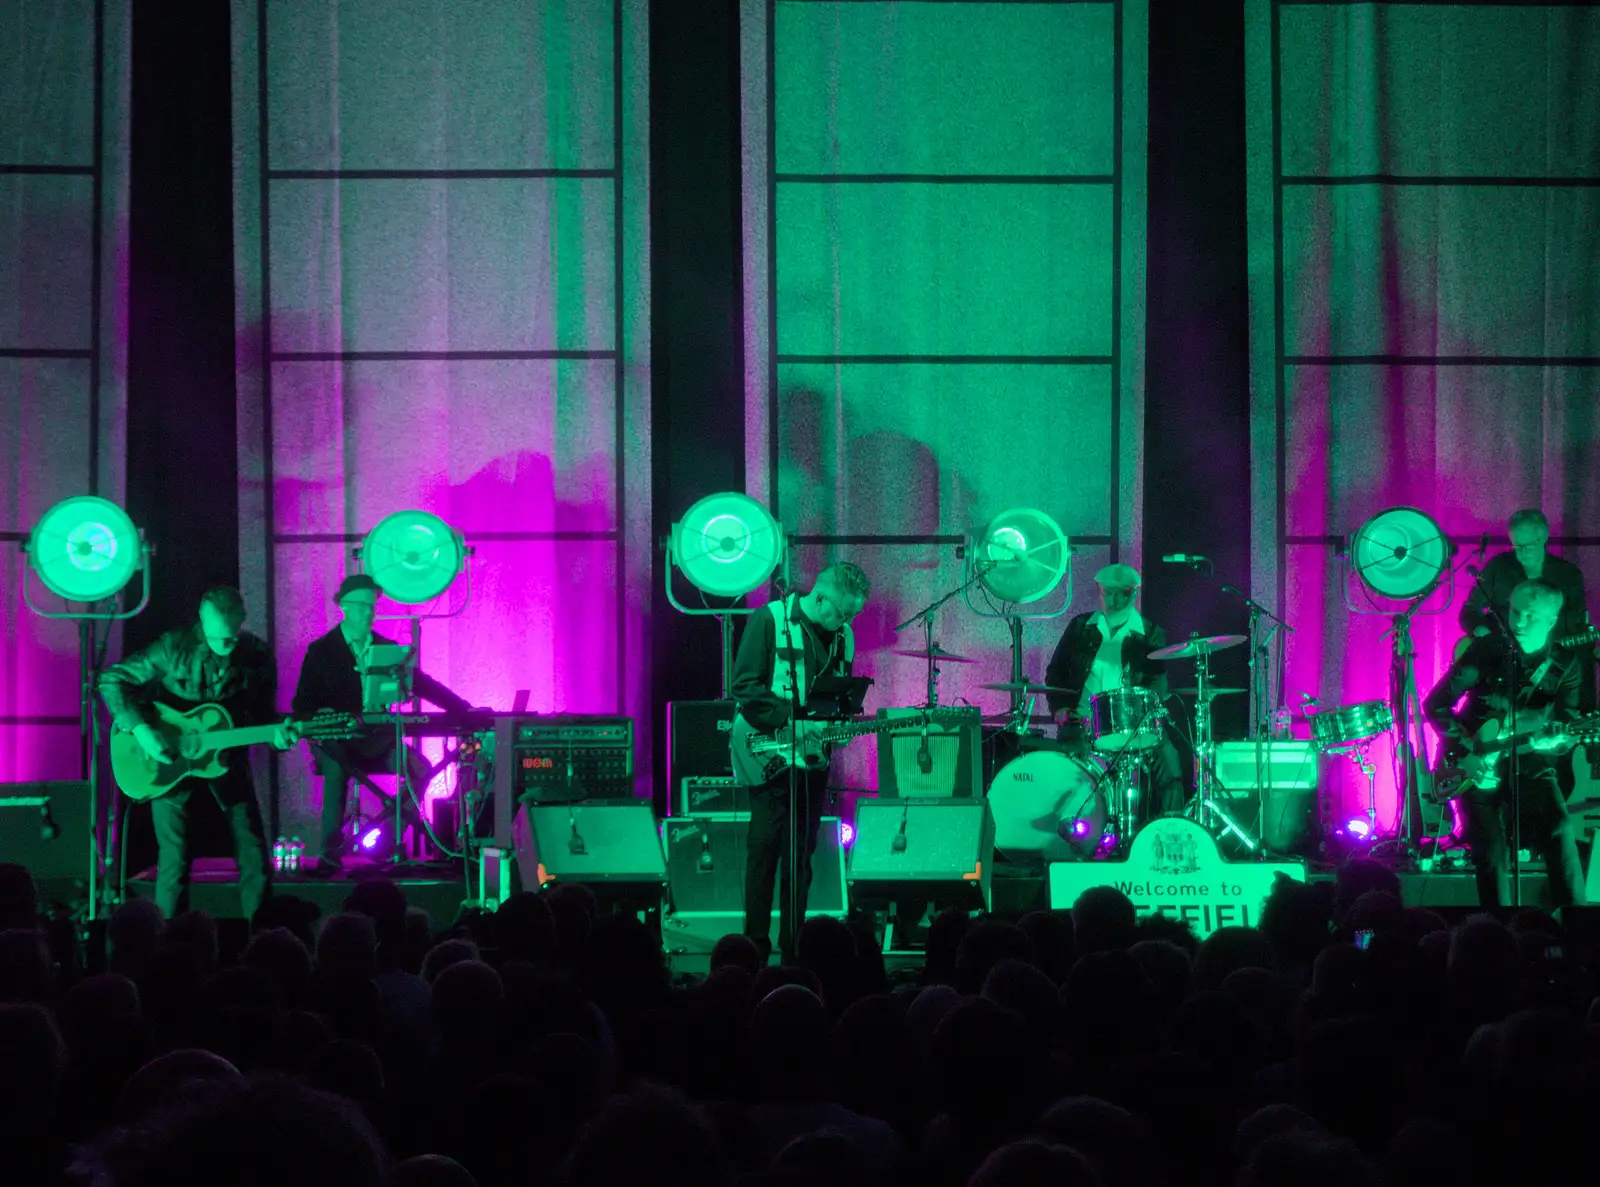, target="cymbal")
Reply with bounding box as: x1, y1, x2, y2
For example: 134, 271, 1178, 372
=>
891, 646, 976, 664
1174, 687, 1246, 697
979, 680, 1070, 694
1147, 634, 1248, 661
